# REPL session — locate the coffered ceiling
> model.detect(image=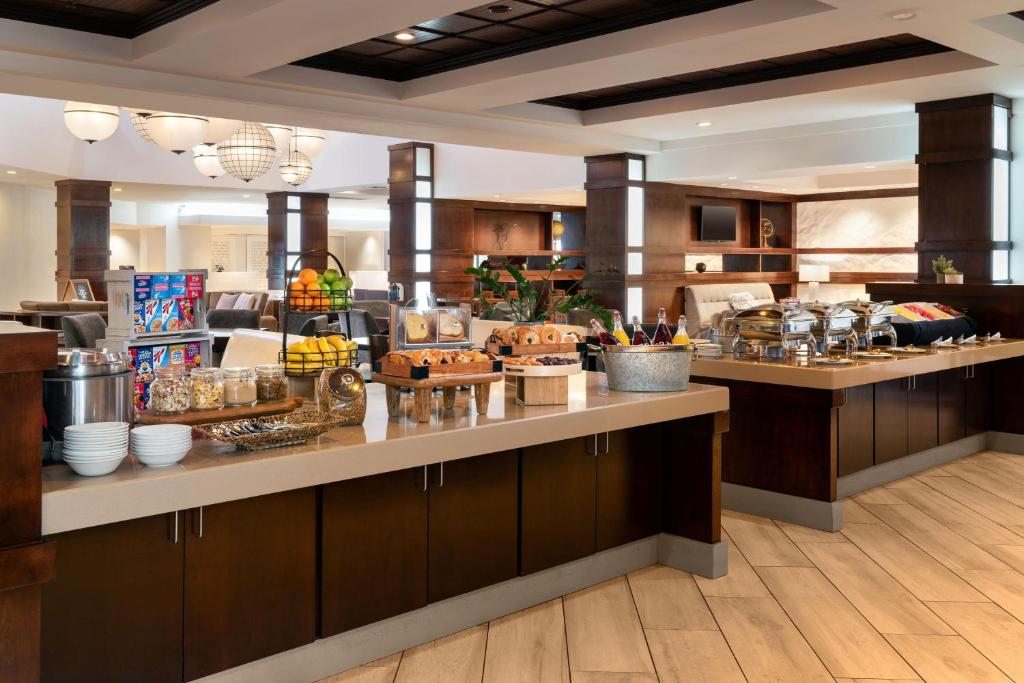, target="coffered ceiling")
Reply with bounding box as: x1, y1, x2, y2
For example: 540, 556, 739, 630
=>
0, 0, 1020, 165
